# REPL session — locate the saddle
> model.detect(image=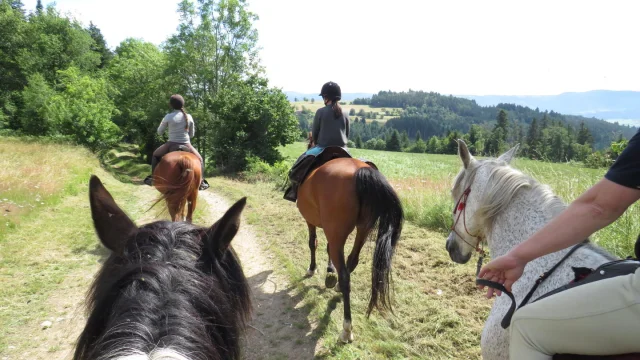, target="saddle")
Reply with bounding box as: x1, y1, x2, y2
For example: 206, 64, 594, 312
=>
166, 143, 194, 155
289, 146, 378, 187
